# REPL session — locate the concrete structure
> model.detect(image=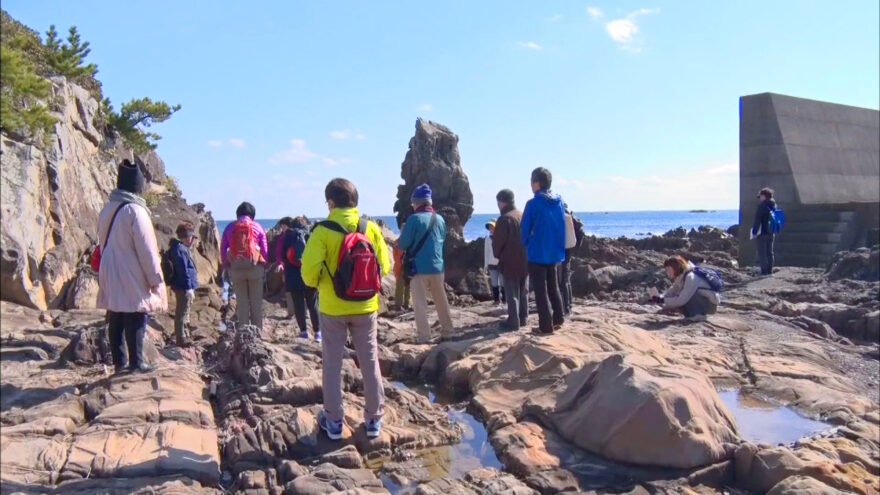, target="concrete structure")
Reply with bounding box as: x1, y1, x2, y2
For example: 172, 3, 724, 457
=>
739, 93, 880, 268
